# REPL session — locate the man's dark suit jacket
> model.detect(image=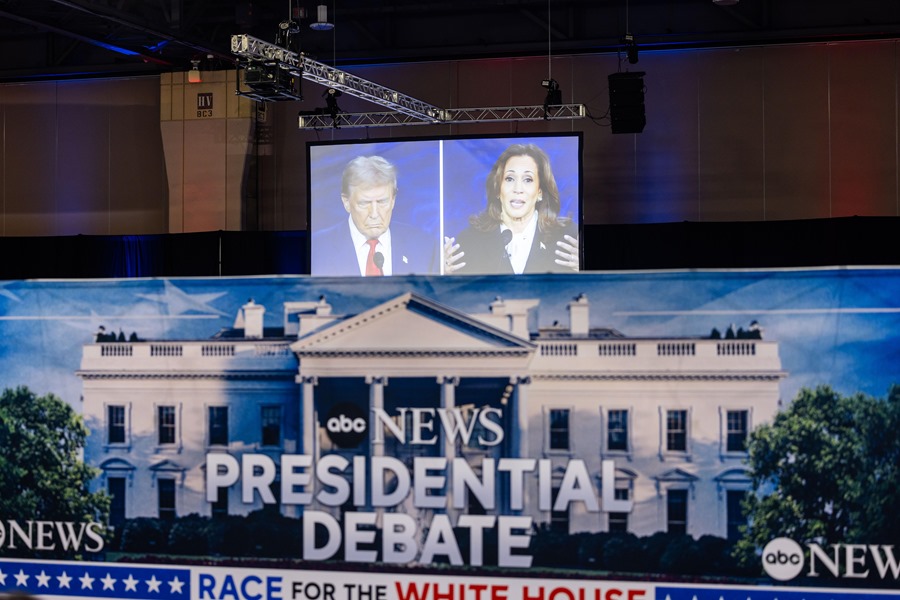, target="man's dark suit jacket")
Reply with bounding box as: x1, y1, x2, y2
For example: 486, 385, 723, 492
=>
311, 221, 438, 276
453, 221, 577, 275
